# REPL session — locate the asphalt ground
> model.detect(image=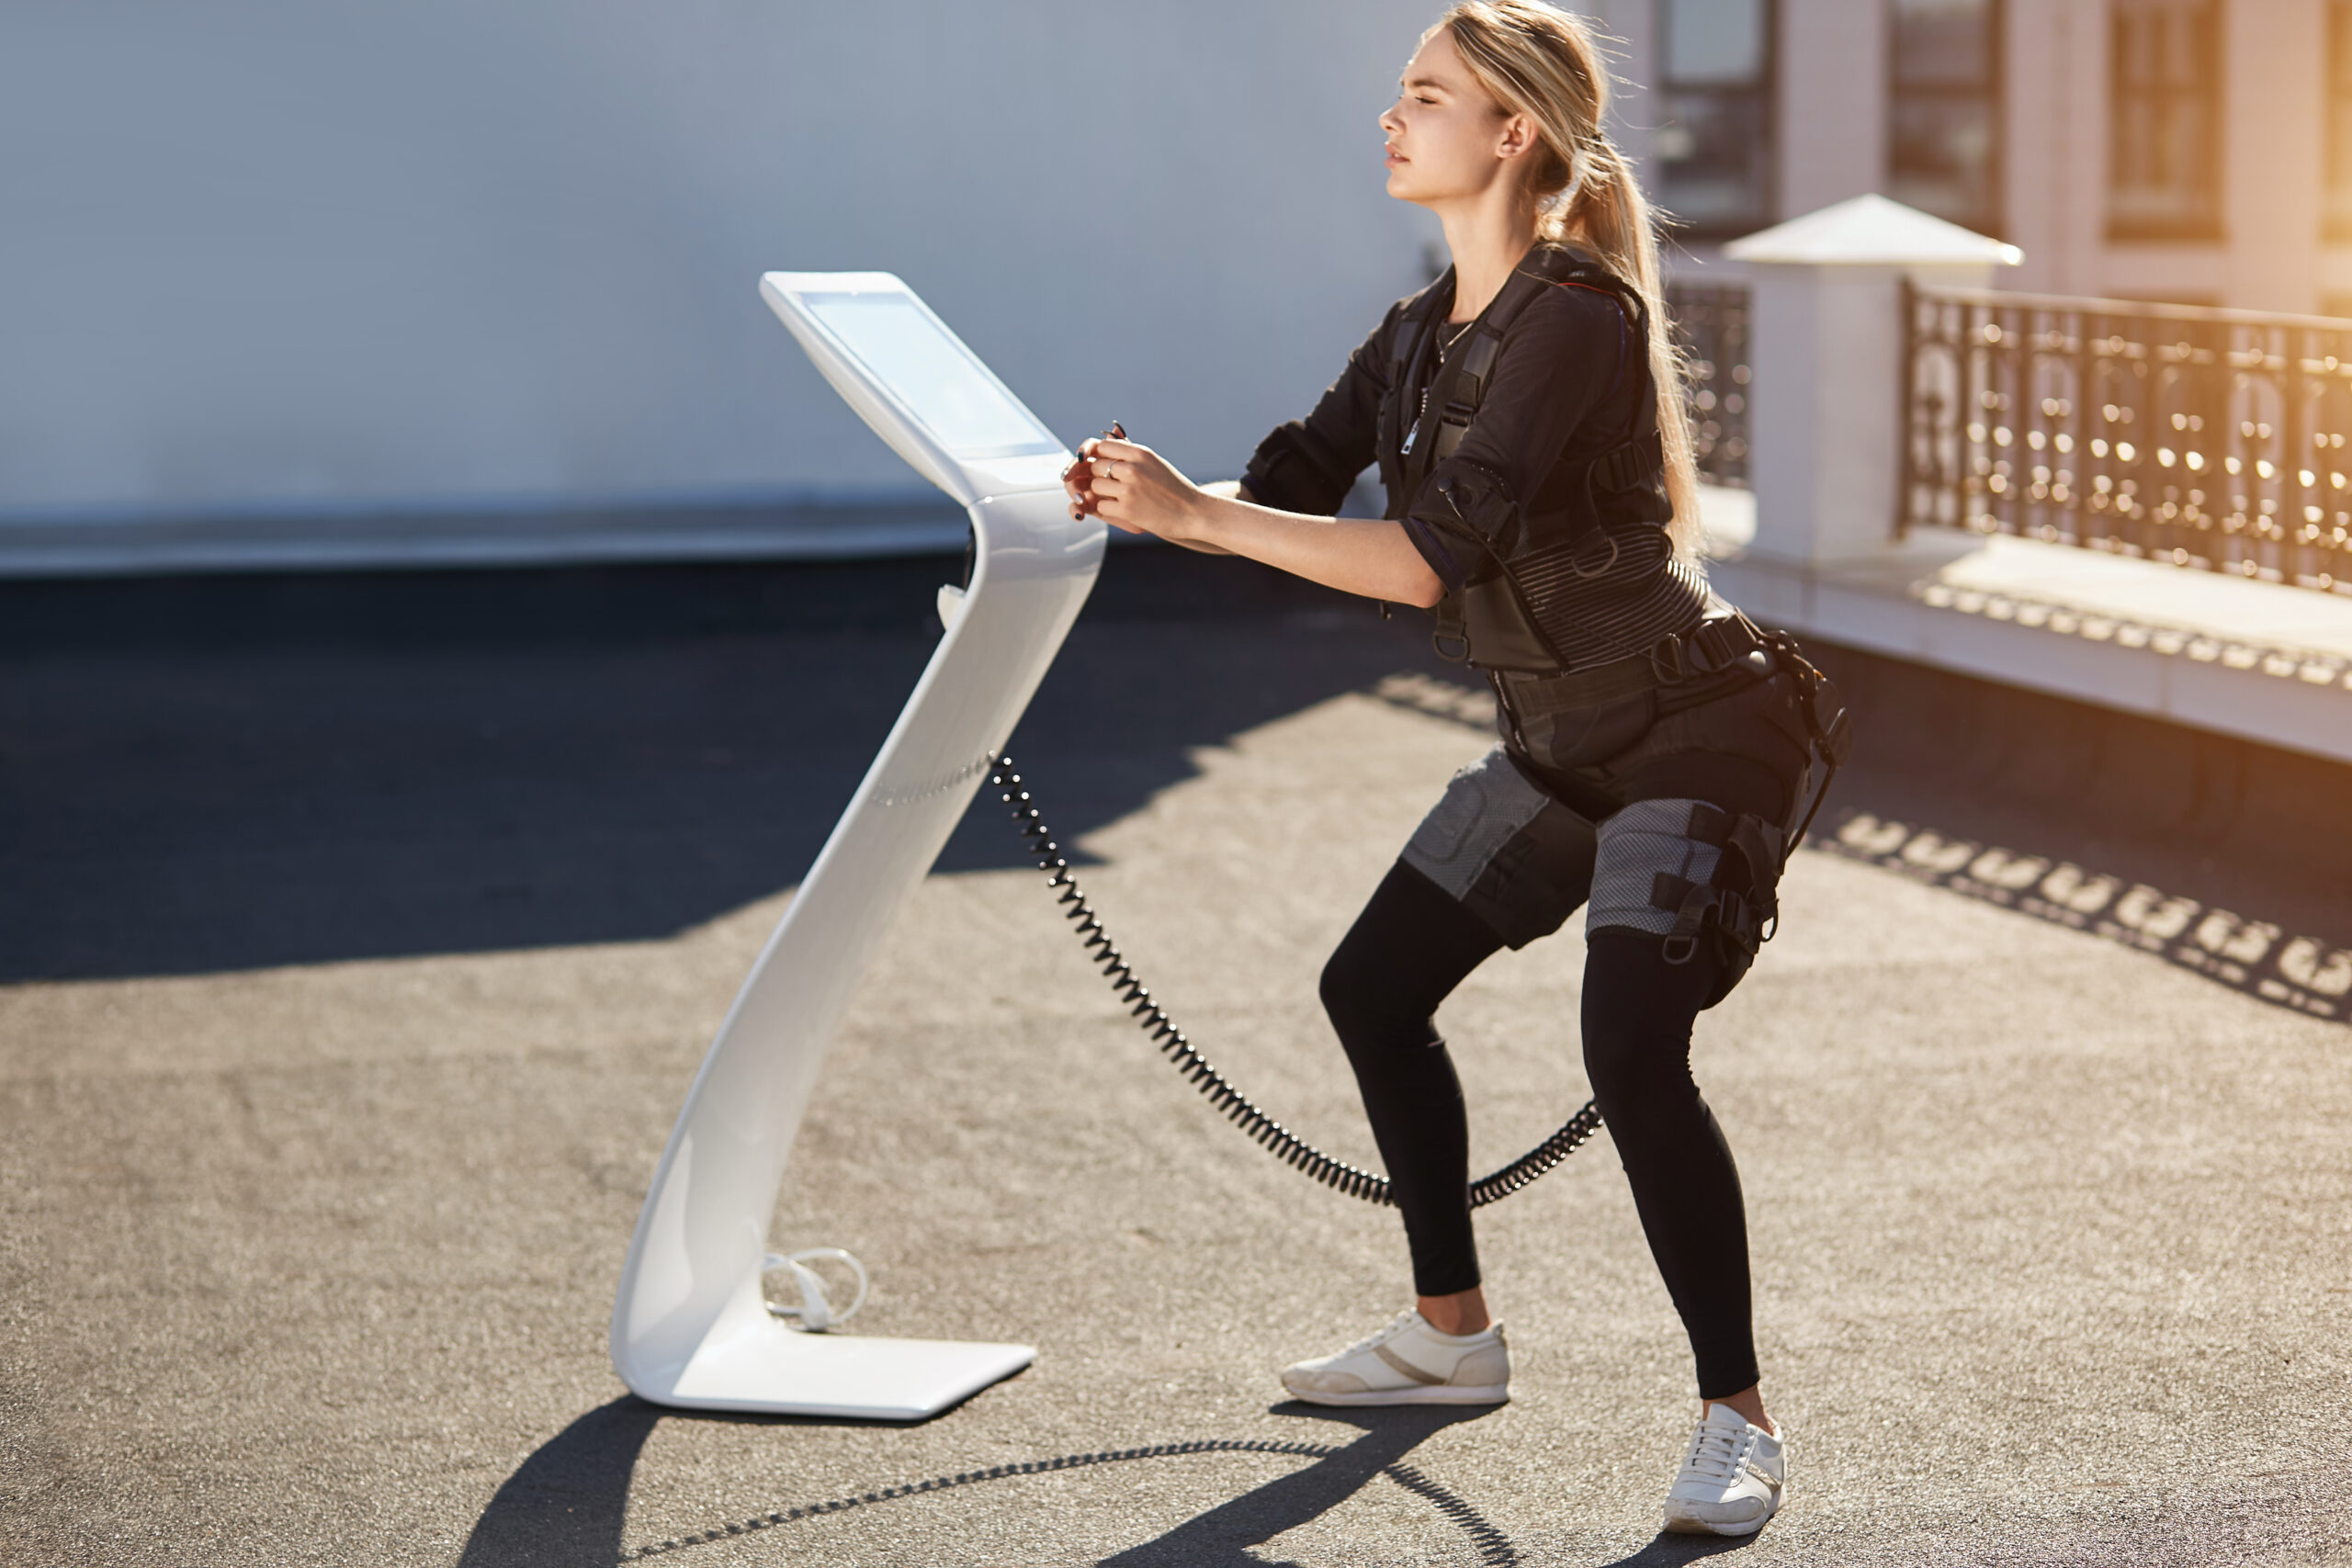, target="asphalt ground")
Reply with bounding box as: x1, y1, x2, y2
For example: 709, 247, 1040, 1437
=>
3, 549, 2347, 1566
